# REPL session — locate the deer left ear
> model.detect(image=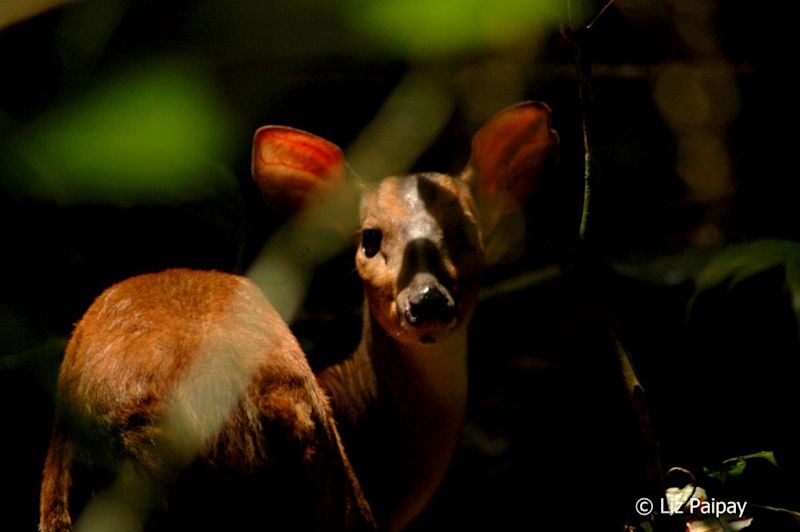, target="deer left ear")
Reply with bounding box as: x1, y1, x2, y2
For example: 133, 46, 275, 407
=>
252, 126, 346, 215
461, 101, 559, 234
